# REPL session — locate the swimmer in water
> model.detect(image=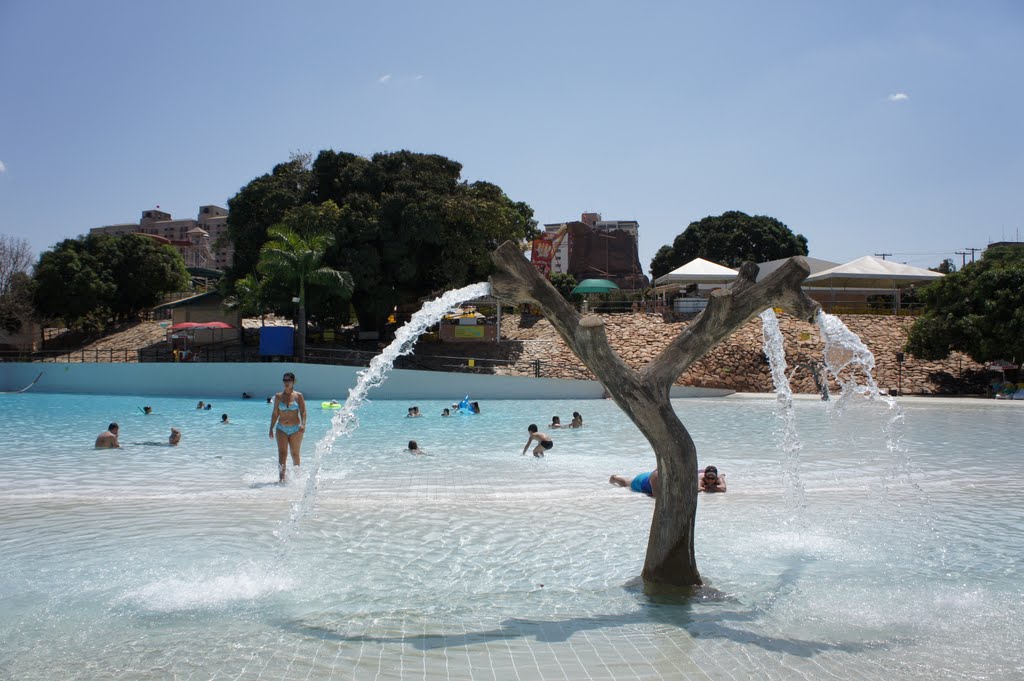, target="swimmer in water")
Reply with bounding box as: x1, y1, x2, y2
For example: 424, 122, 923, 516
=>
95, 423, 120, 449
521, 424, 553, 458
609, 469, 659, 497
698, 465, 726, 493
